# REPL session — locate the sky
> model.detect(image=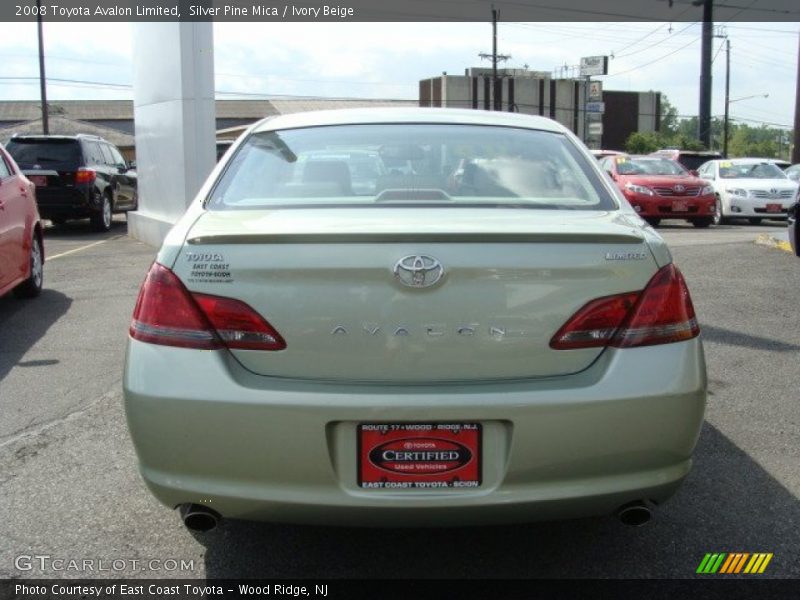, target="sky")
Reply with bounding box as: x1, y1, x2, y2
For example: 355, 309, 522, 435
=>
0, 20, 797, 130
